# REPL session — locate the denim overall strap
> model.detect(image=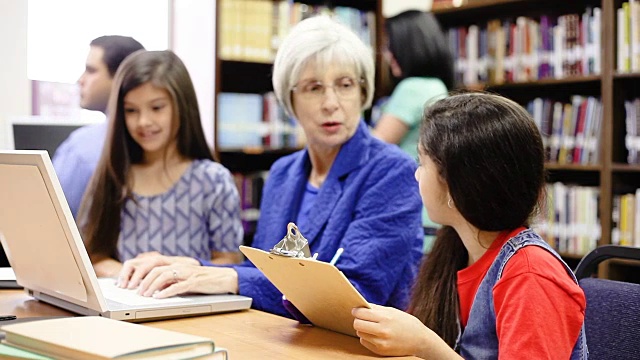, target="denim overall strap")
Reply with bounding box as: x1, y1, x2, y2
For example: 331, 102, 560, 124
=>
457, 229, 588, 359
